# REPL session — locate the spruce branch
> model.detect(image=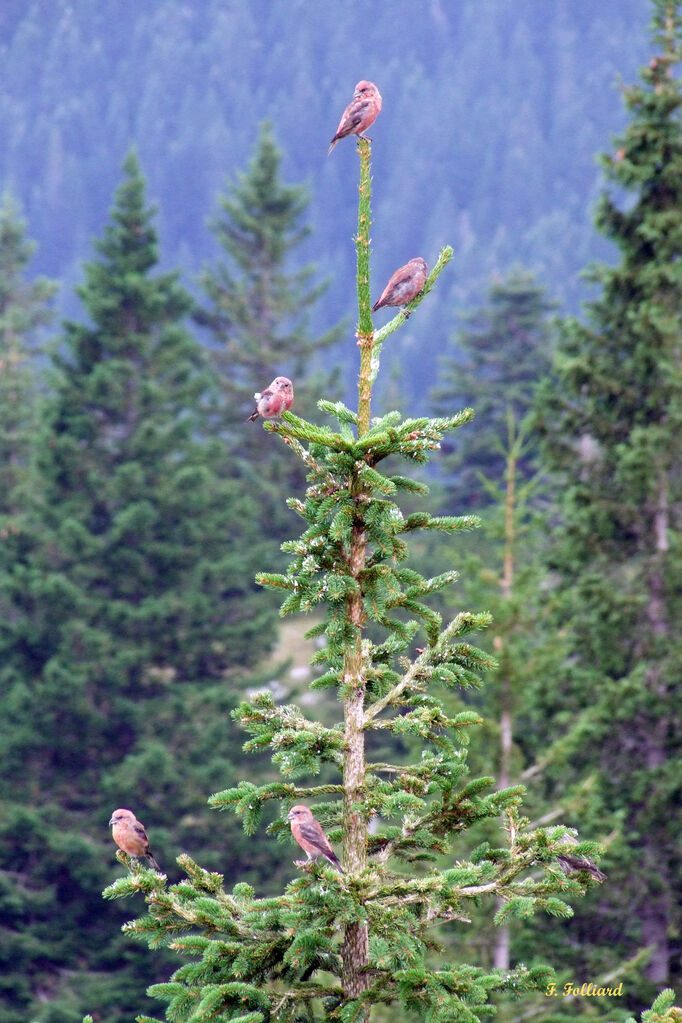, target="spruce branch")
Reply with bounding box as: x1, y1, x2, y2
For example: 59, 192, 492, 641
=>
363, 611, 493, 724
265, 412, 354, 451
